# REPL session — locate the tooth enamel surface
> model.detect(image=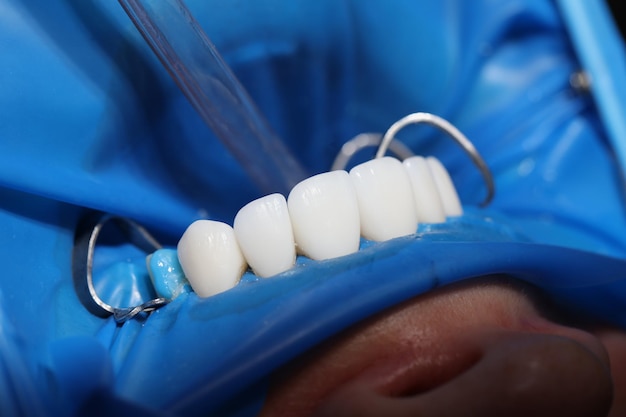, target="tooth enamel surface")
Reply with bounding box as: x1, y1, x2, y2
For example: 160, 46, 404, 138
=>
234, 193, 296, 277
349, 157, 418, 241
403, 156, 446, 223
426, 156, 463, 216
287, 170, 360, 260
177, 220, 247, 297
